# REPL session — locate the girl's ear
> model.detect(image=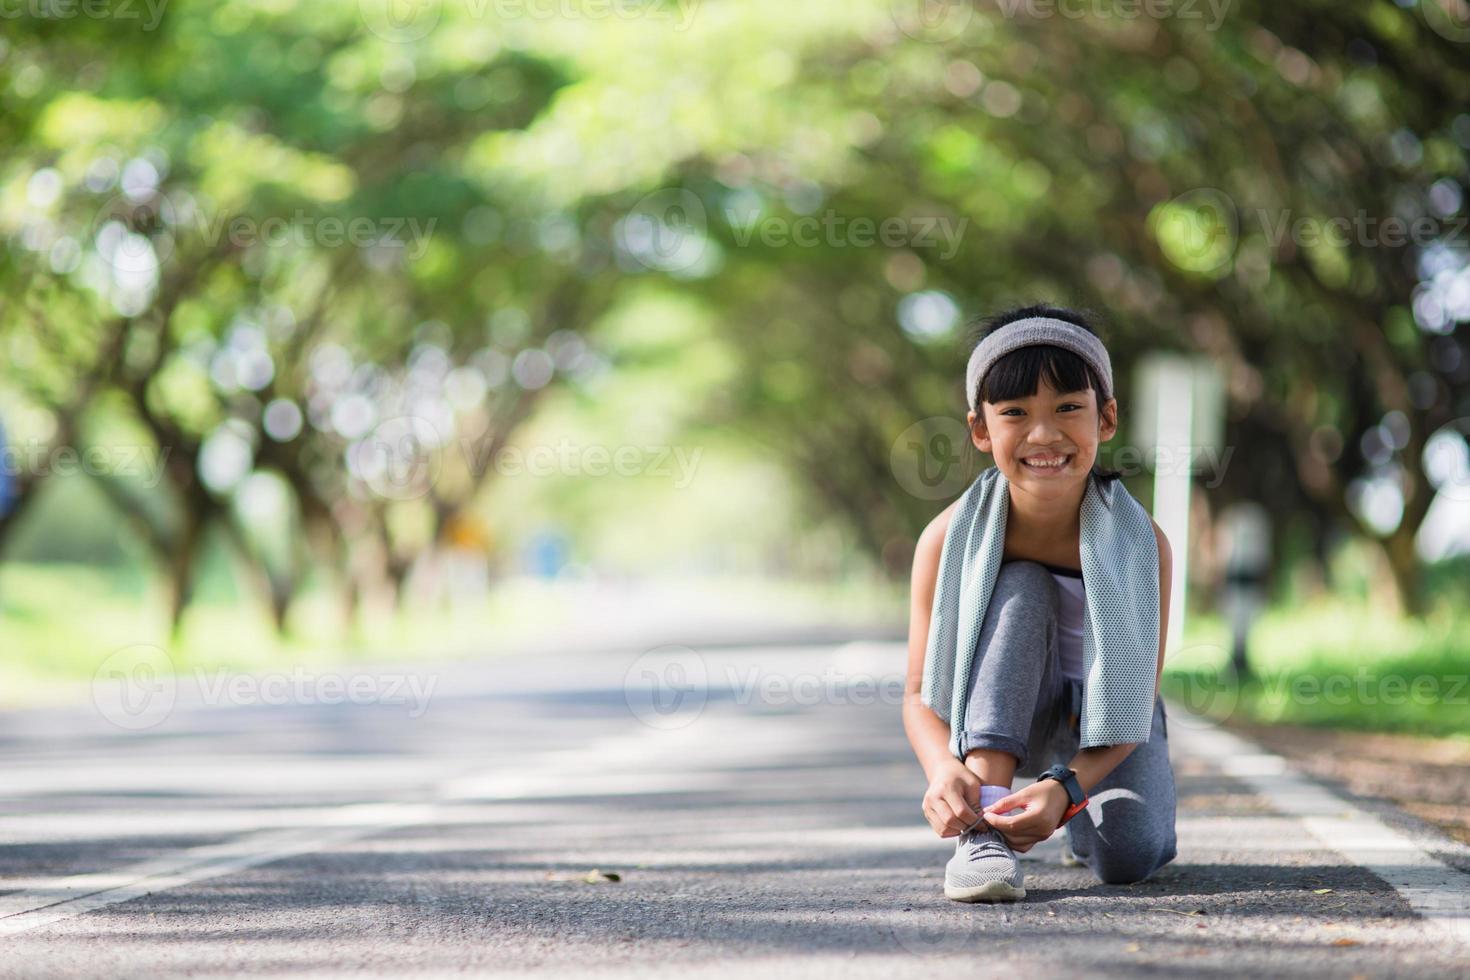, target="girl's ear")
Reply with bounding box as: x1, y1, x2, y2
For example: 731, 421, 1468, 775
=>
967, 407, 993, 454
1098, 396, 1119, 442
